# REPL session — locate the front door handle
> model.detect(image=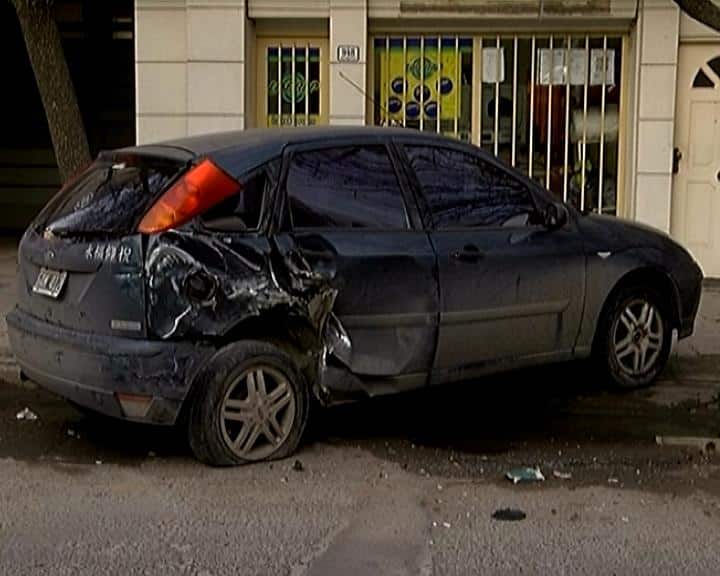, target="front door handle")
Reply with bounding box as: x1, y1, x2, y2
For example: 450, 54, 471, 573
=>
451, 244, 484, 263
